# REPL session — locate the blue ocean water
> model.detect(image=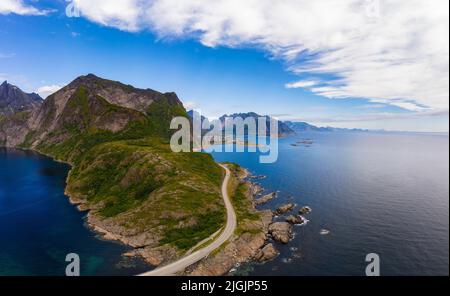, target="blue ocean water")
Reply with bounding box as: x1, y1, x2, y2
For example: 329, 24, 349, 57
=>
211, 132, 449, 276
0, 148, 150, 276
0, 132, 448, 276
